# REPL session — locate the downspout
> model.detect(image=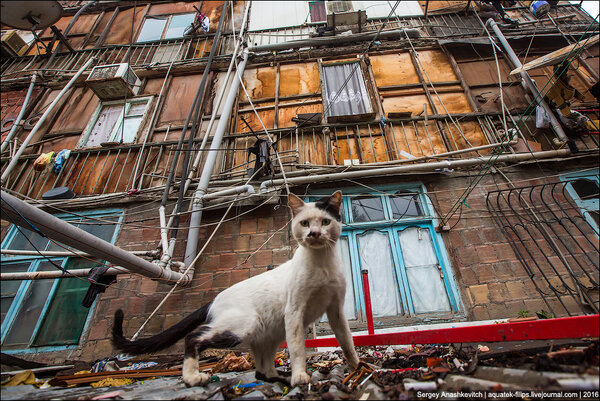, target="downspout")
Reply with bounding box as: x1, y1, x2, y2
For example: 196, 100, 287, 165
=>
486, 19, 568, 144
1, 190, 189, 283
0, 73, 38, 155
1, 57, 97, 185
259, 149, 572, 192
183, 50, 250, 268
